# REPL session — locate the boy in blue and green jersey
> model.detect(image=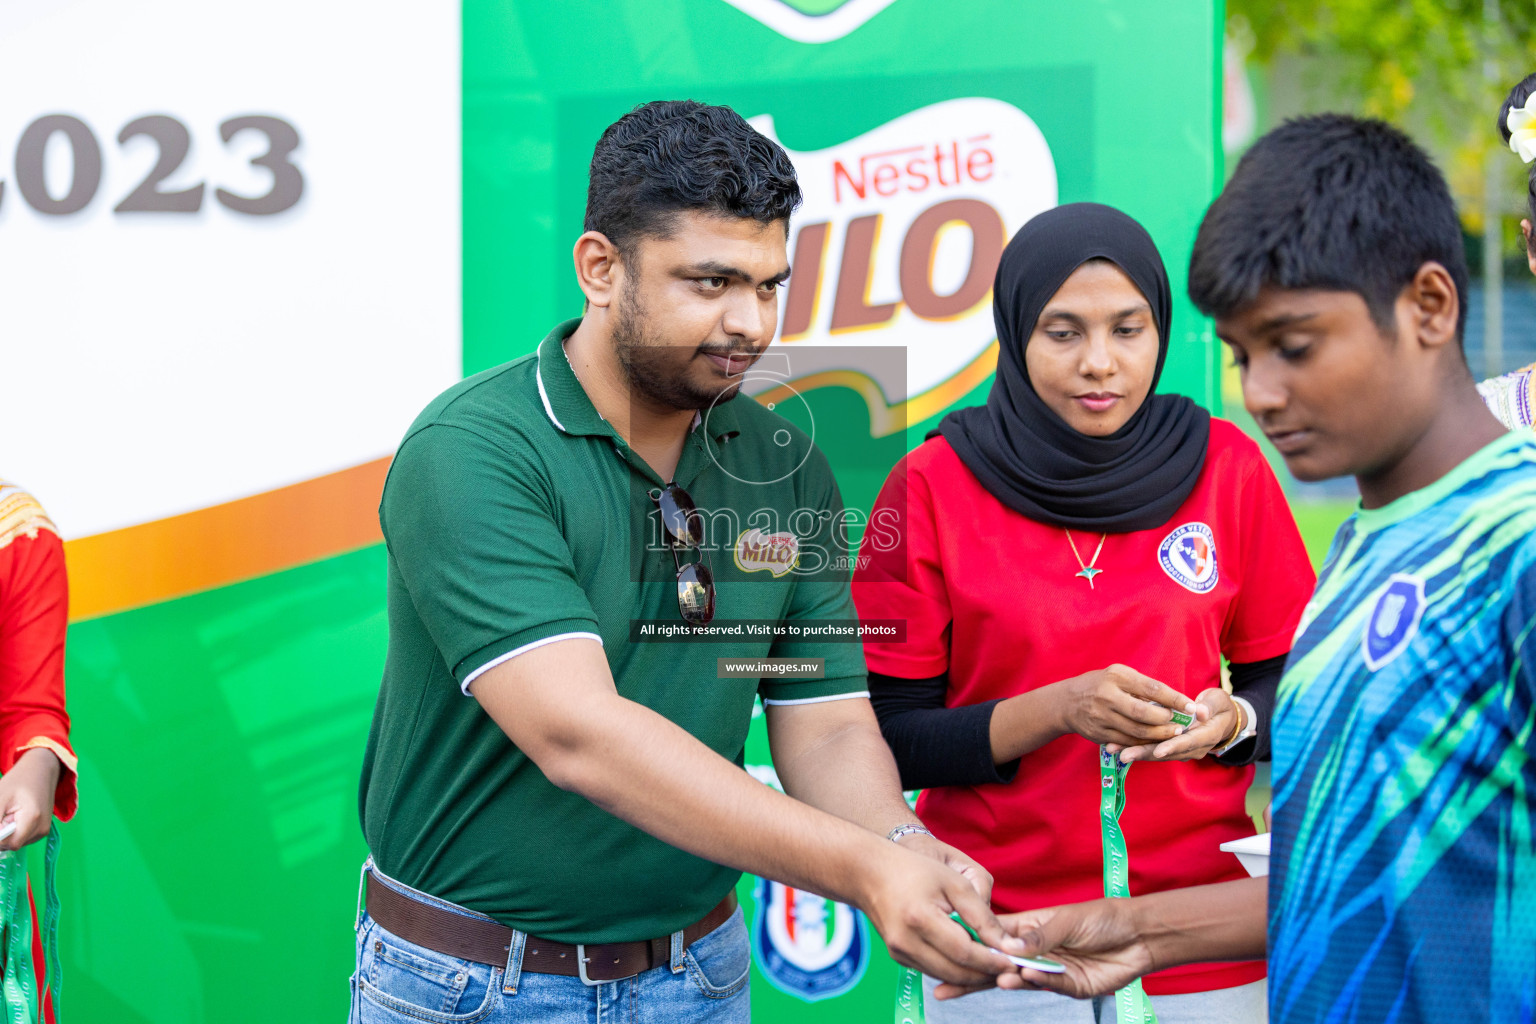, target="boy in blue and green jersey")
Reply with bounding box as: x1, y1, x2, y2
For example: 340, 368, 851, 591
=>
942, 115, 1536, 1024
1190, 115, 1536, 1024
